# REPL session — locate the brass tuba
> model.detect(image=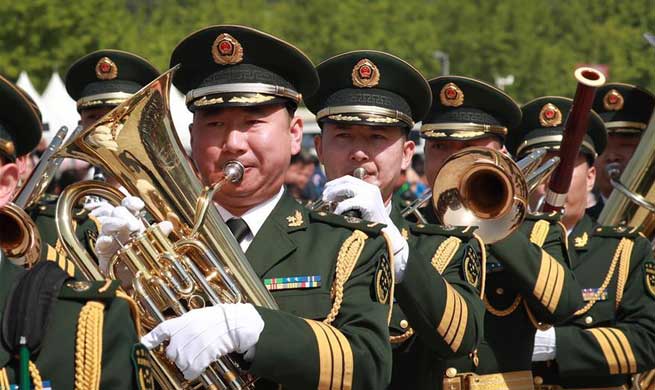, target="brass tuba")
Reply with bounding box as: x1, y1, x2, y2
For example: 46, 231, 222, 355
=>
54, 66, 277, 390
598, 110, 655, 238
401, 147, 559, 243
